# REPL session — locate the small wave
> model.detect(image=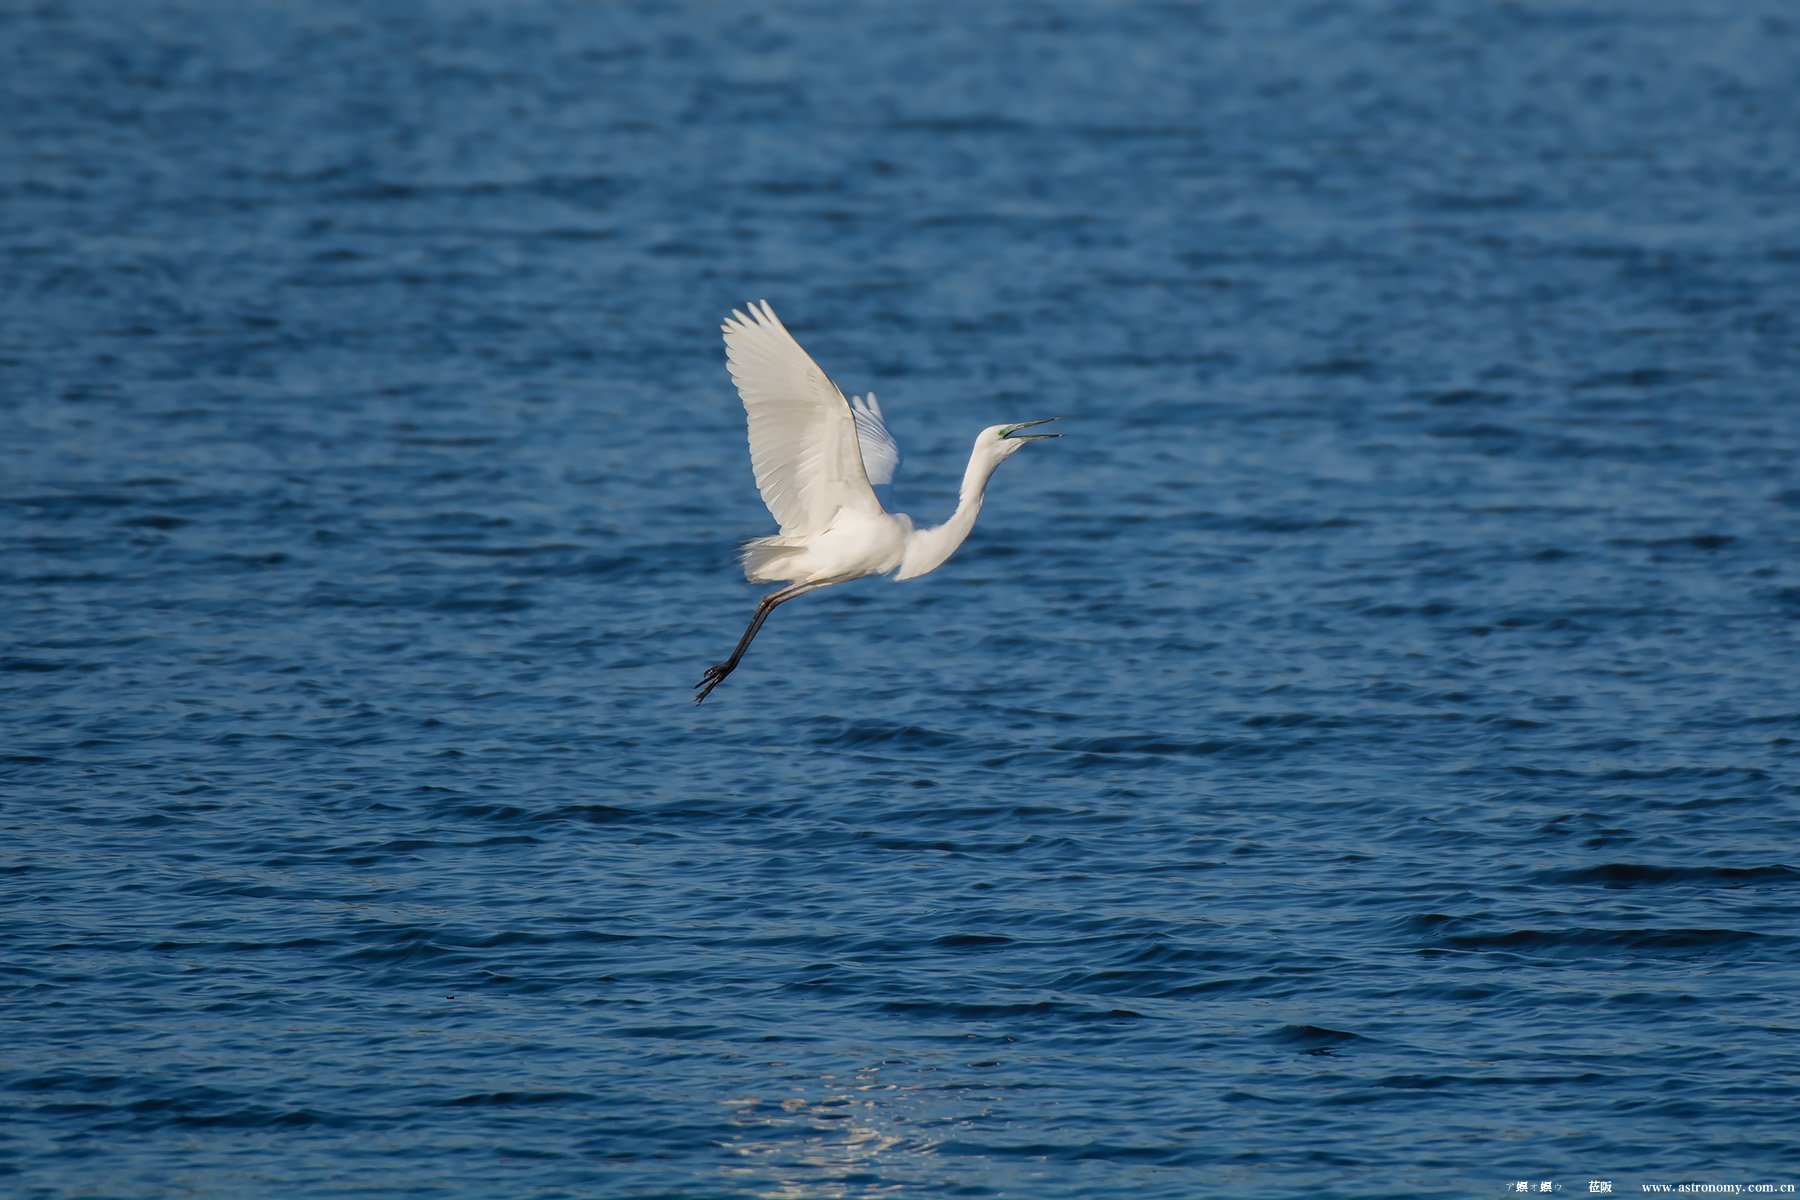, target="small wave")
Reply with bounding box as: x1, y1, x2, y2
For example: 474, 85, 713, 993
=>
1428, 926, 1774, 954
1269, 1024, 1369, 1045
1372, 1072, 1459, 1089
455, 801, 636, 827
1608, 532, 1738, 552
1417, 188, 1533, 212
1426, 387, 1511, 407
440, 1090, 595, 1107
1295, 356, 1377, 378
1057, 734, 1290, 761
1572, 366, 1687, 390
930, 933, 1013, 949
466, 929, 636, 950
1534, 862, 1797, 888
876, 997, 1143, 1023
1352, 600, 1460, 618
933, 1138, 1202, 1167
818, 721, 972, 750
333, 935, 475, 967
0, 657, 84, 673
